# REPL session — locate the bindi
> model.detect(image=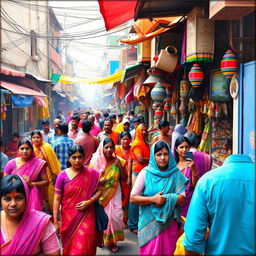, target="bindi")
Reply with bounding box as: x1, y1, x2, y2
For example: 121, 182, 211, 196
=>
11, 192, 16, 198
